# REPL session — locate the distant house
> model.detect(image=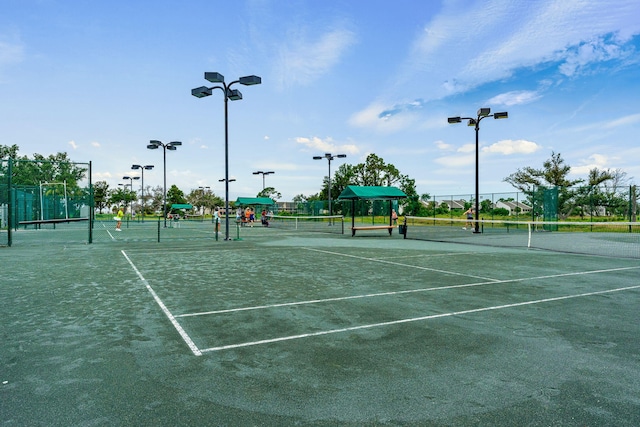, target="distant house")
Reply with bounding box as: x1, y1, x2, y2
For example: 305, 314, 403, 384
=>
494, 200, 532, 215
275, 201, 296, 213
438, 199, 467, 210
